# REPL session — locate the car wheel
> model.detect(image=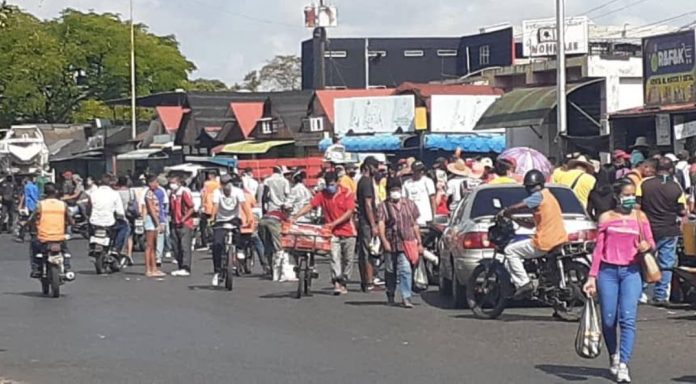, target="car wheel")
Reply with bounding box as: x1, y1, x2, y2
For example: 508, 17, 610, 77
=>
451, 269, 467, 309
438, 257, 452, 297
